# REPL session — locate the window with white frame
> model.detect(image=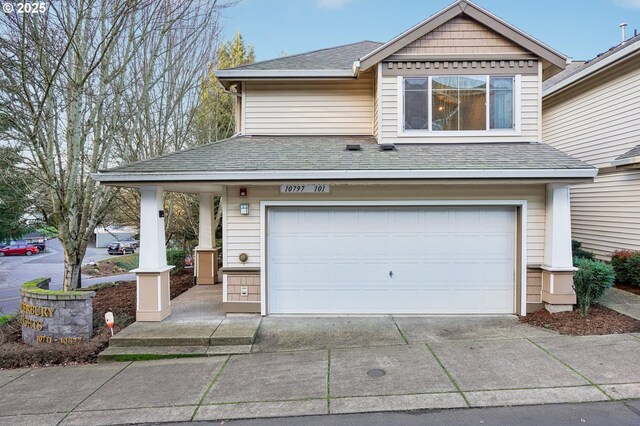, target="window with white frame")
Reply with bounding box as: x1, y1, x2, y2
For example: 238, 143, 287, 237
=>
403, 76, 515, 132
